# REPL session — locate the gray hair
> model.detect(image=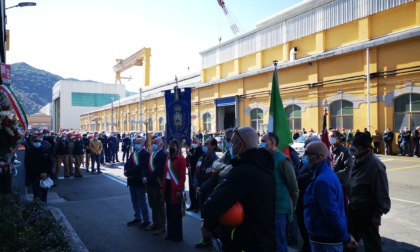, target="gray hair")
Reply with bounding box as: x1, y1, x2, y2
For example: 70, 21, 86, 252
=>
236, 126, 259, 149
304, 135, 321, 148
